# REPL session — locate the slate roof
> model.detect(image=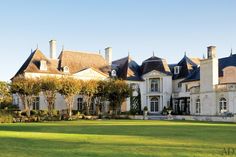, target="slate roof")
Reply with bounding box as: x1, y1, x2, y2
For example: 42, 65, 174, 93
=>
141, 56, 171, 75
13, 49, 110, 79
182, 54, 236, 83
171, 55, 200, 80
112, 56, 142, 81
218, 54, 236, 77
